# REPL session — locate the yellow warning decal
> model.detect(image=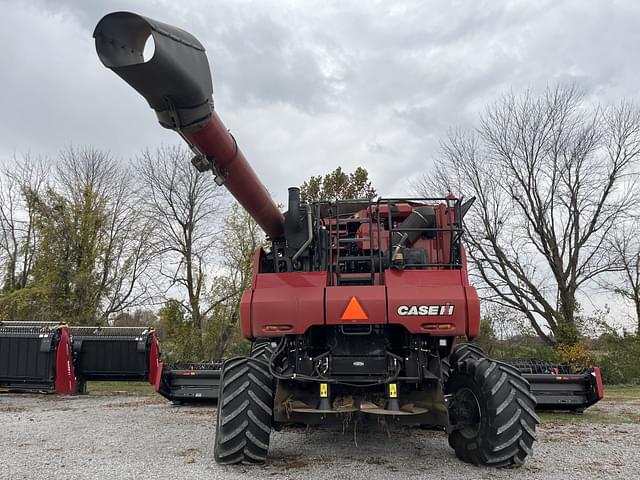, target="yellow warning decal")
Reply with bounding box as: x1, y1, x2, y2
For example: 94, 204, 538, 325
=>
320, 383, 328, 398
389, 383, 398, 398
